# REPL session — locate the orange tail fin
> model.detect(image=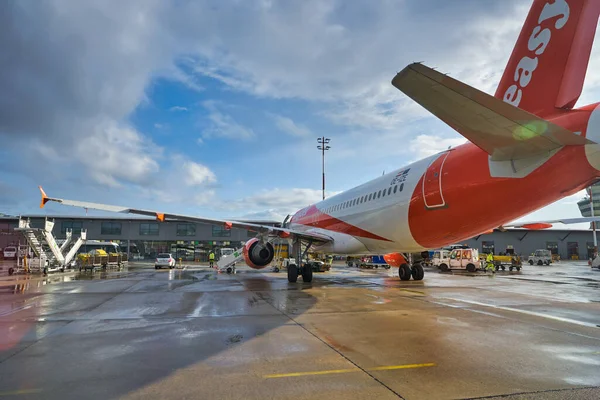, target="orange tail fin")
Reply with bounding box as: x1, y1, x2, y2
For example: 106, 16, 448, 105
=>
495, 0, 600, 116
